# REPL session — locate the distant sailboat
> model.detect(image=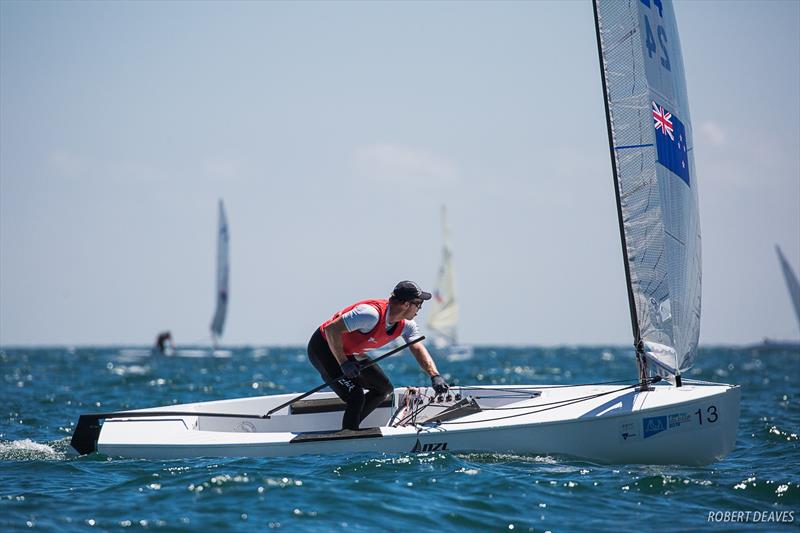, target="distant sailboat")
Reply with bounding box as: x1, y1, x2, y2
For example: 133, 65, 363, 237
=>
776, 245, 800, 334
210, 199, 230, 349
755, 245, 800, 350
426, 206, 473, 360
